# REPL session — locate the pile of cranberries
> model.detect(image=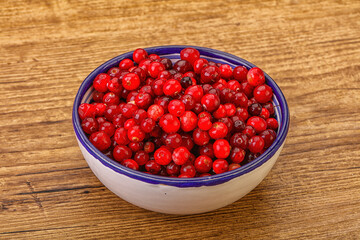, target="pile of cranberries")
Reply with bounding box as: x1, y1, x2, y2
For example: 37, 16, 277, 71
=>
78, 48, 279, 178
